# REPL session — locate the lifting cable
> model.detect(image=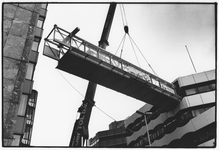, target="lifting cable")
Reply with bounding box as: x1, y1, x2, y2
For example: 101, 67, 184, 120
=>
128, 35, 158, 77
117, 4, 141, 67
57, 70, 117, 122
115, 33, 126, 56
120, 4, 128, 27
117, 4, 158, 76
57, 71, 151, 140
128, 34, 141, 67
115, 4, 129, 58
